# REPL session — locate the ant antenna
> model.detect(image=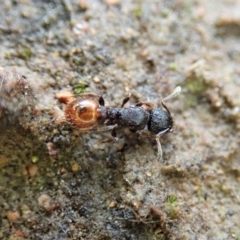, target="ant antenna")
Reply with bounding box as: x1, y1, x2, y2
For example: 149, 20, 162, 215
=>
162, 86, 181, 103
157, 86, 181, 161
161, 86, 181, 114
